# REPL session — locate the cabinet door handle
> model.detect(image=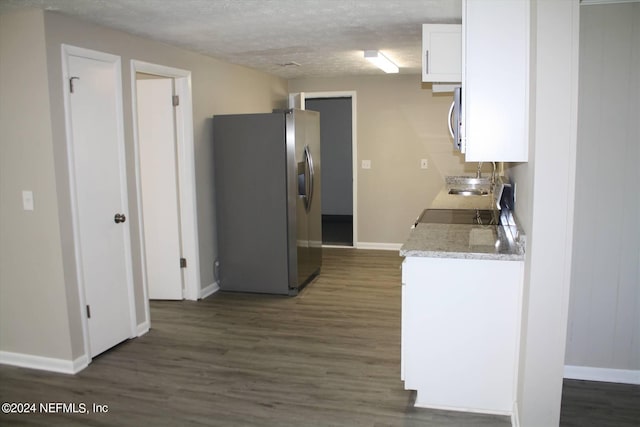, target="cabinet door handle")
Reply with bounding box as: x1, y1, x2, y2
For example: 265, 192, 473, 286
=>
425, 50, 429, 74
